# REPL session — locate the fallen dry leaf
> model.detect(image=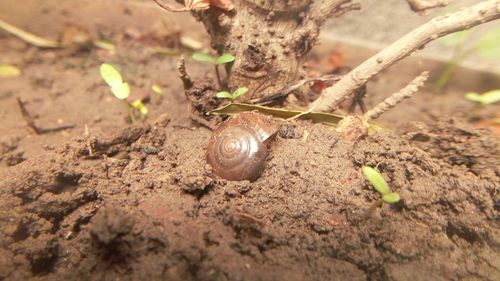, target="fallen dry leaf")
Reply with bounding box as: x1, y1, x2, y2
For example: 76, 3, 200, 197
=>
209, 0, 235, 11
154, 0, 233, 12
0, 64, 21, 78
188, 0, 210, 10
